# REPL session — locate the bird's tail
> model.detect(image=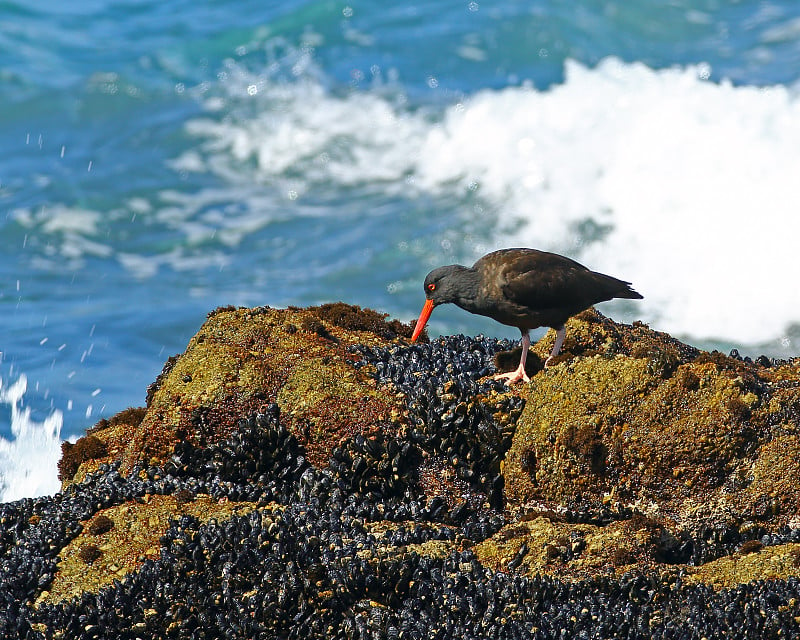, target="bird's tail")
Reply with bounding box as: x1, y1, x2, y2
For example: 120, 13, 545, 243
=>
616, 282, 643, 300
593, 272, 643, 300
